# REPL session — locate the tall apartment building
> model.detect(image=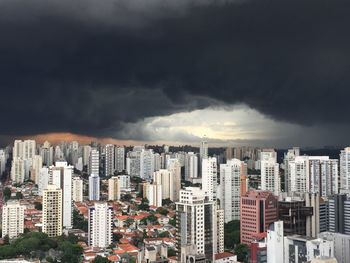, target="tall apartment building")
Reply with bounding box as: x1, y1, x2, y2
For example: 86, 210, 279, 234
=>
199, 140, 208, 160
218, 158, 242, 222
1, 200, 25, 239
115, 146, 125, 173
88, 148, 99, 176
108, 176, 121, 201
117, 174, 131, 191
319, 232, 350, 263
167, 158, 181, 201
305, 193, 329, 237
50, 161, 73, 229
290, 156, 338, 196
88, 202, 113, 248
31, 155, 43, 184
153, 169, 172, 200
13, 139, 36, 159
11, 157, 25, 183
0, 149, 6, 175
143, 182, 162, 207
72, 176, 83, 202
202, 157, 218, 202
140, 149, 155, 180
283, 147, 300, 193
185, 152, 198, 180
339, 147, 350, 190
104, 144, 115, 177
176, 187, 216, 262
89, 174, 100, 201
240, 190, 278, 245
260, 149, 280, 196
43, 185, 63, 237
328, 194, 350, 234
